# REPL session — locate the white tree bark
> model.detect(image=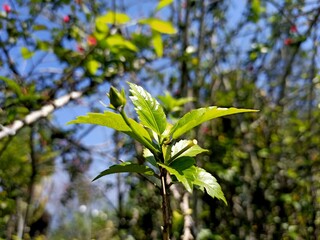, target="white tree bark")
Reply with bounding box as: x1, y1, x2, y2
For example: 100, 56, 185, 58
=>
0, 91, 82, 139
170, 183, 194, 240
